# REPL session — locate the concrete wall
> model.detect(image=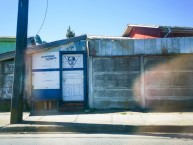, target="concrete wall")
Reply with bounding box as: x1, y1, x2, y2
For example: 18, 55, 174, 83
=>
90, 56, 141, 109
144, 55, 193, 109
88, 36, 193, 109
